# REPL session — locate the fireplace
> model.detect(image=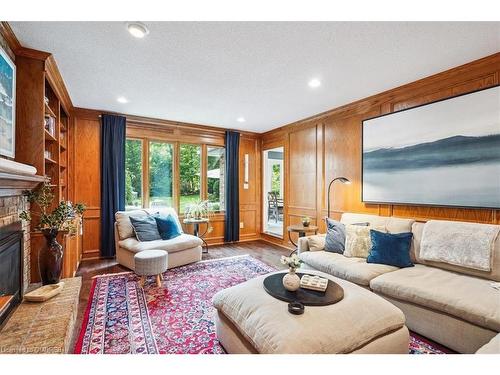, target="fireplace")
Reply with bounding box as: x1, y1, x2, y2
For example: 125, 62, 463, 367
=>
0, 221, 24, 327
